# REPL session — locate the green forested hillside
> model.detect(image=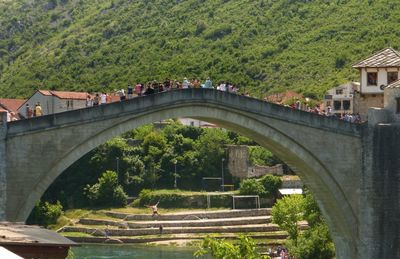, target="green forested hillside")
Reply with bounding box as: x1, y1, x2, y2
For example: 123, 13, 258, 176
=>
0, 0, 400, 98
